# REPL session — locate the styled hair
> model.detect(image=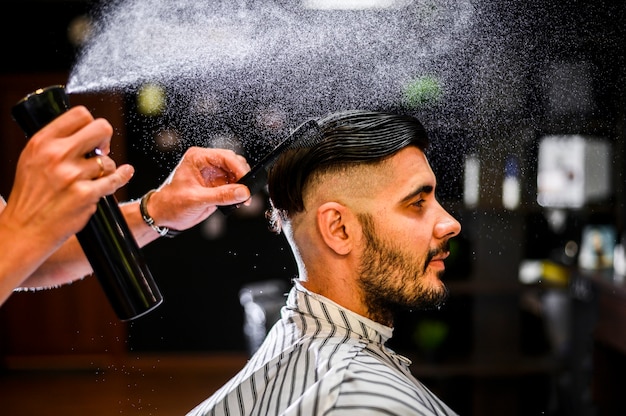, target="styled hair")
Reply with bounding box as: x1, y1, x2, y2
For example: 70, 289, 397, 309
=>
267, 110, 429, 228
